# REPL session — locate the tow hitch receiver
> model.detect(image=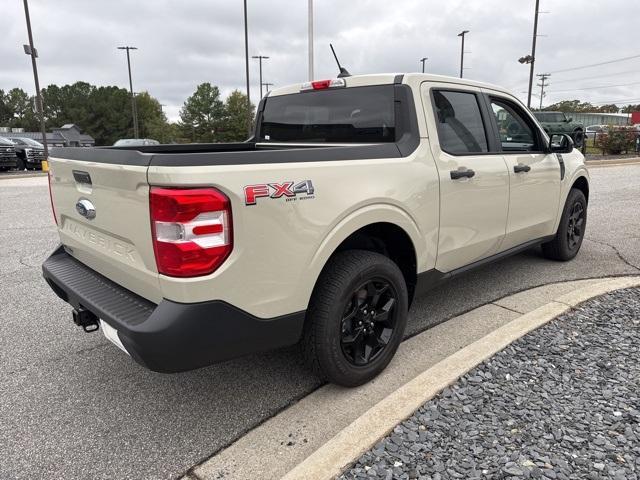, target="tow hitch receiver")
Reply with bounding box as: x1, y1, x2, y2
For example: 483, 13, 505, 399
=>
72, 308, 99, 332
